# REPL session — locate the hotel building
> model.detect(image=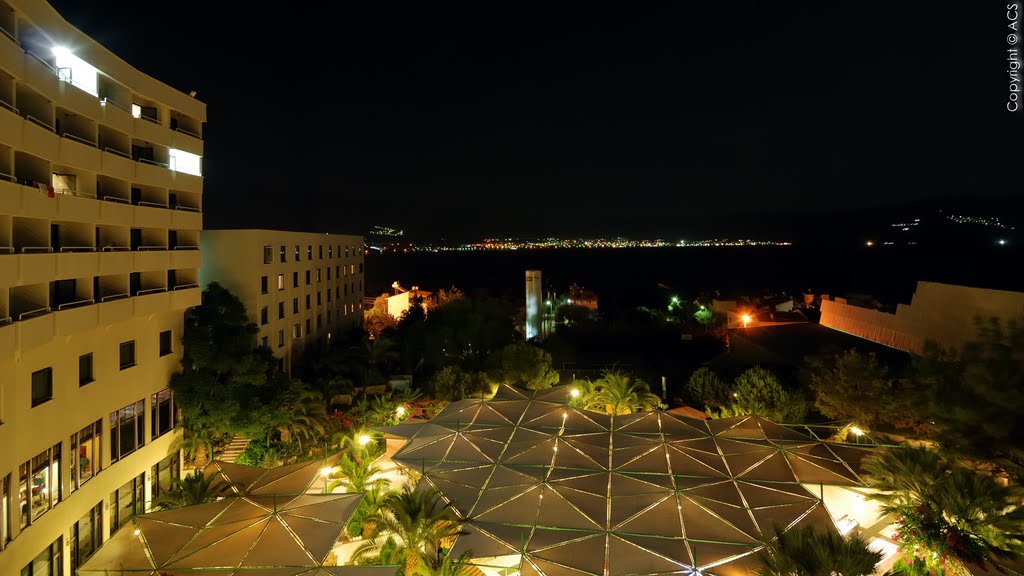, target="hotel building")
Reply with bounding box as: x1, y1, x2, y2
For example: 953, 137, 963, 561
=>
0, 0, 205, 574
199, 230, 365, 375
